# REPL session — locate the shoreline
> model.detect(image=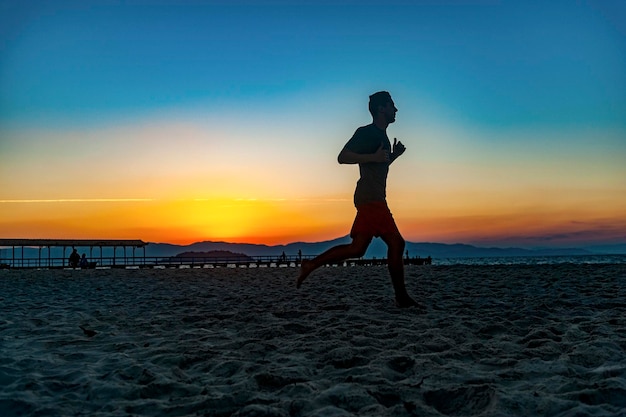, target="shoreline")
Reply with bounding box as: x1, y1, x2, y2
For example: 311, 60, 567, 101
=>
2, 253, 625, 271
